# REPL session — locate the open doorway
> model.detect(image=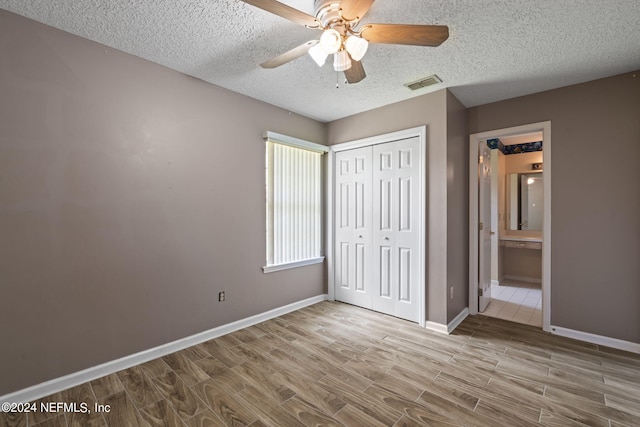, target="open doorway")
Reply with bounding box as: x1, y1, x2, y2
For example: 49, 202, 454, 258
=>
469, 122, 551, 332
